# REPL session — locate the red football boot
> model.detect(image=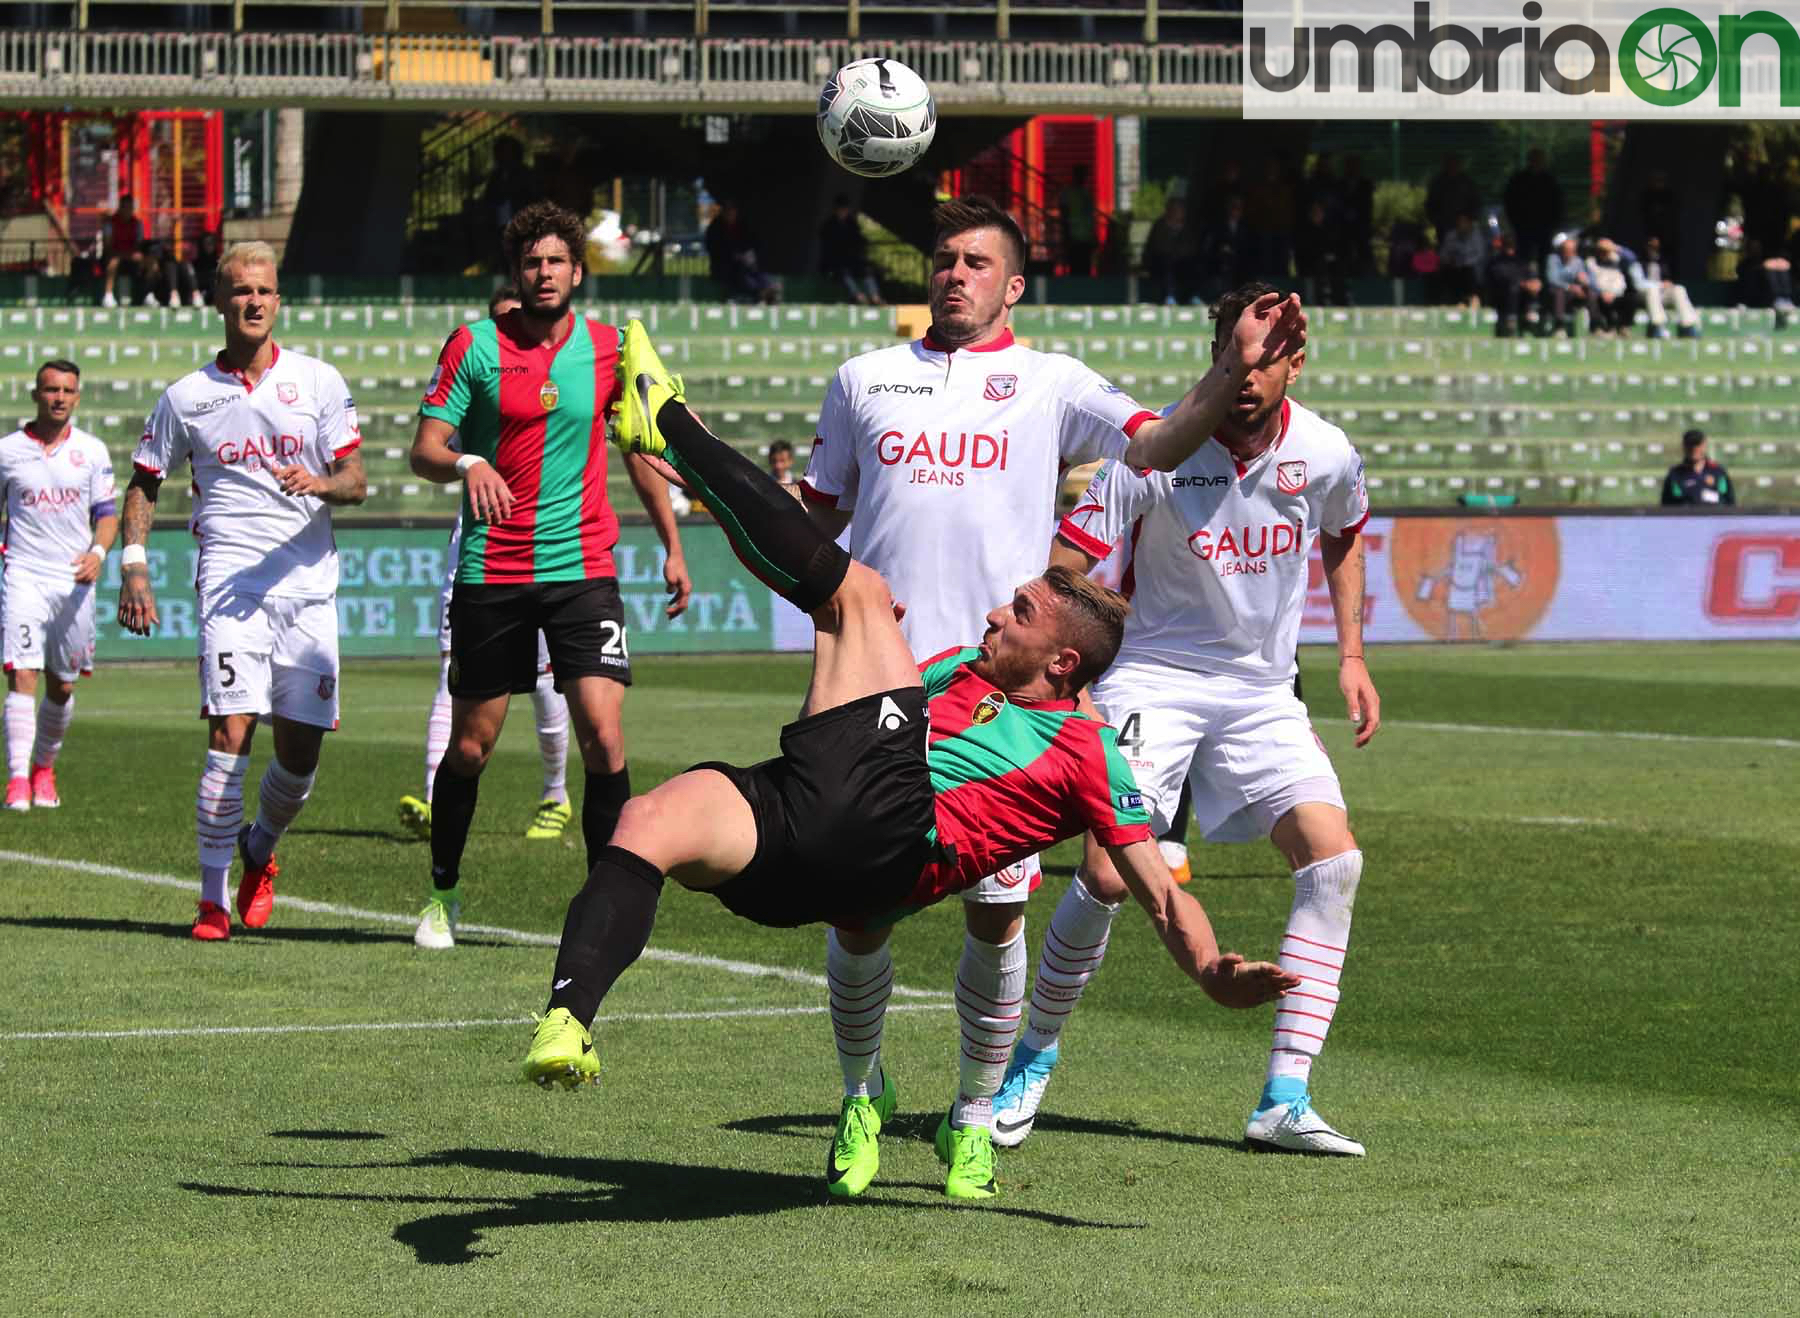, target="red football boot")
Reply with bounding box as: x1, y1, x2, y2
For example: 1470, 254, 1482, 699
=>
235, 827, 278, 929
192, 901, 231, 941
